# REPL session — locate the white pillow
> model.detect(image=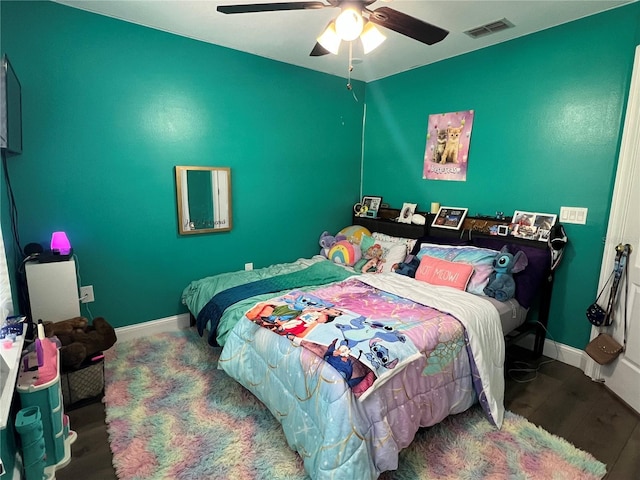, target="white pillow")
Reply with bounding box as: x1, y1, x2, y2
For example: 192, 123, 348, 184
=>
376, 240, 408, 273
372, 232, 417, 256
